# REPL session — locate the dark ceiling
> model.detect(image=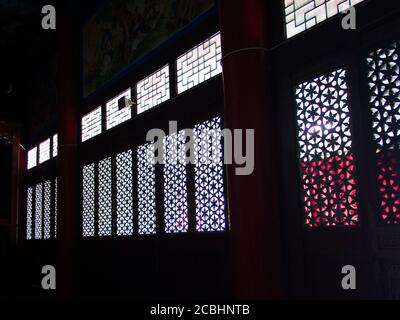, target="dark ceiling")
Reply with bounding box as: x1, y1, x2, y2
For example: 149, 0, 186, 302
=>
0, 0, 99, 135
